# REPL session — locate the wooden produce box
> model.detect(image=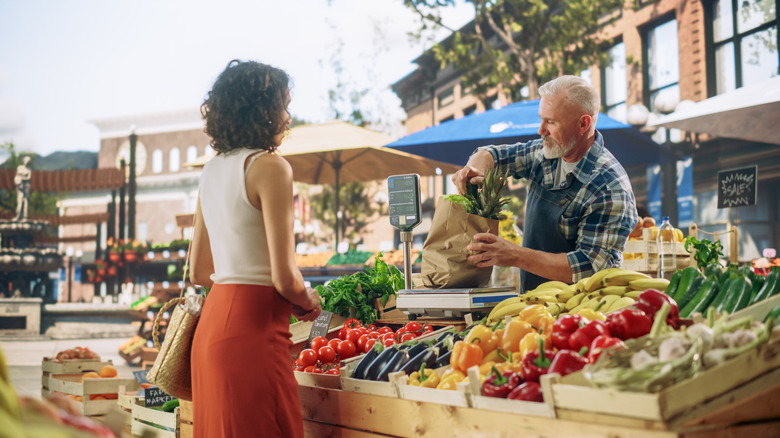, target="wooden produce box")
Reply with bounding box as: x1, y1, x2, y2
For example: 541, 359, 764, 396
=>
464, 366, 556, 417
41, 358, 113, 397
117, 391, 138, 437
623, 228, 691, 273
391, 368, 470, 408
730, 293, 780, 322
131, 397, 179, 438
547, 335, 780, 427
47, 373, 140, 416
179, 400, 194, 438
293, 354, 363, 389
289, 314, 348, 359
